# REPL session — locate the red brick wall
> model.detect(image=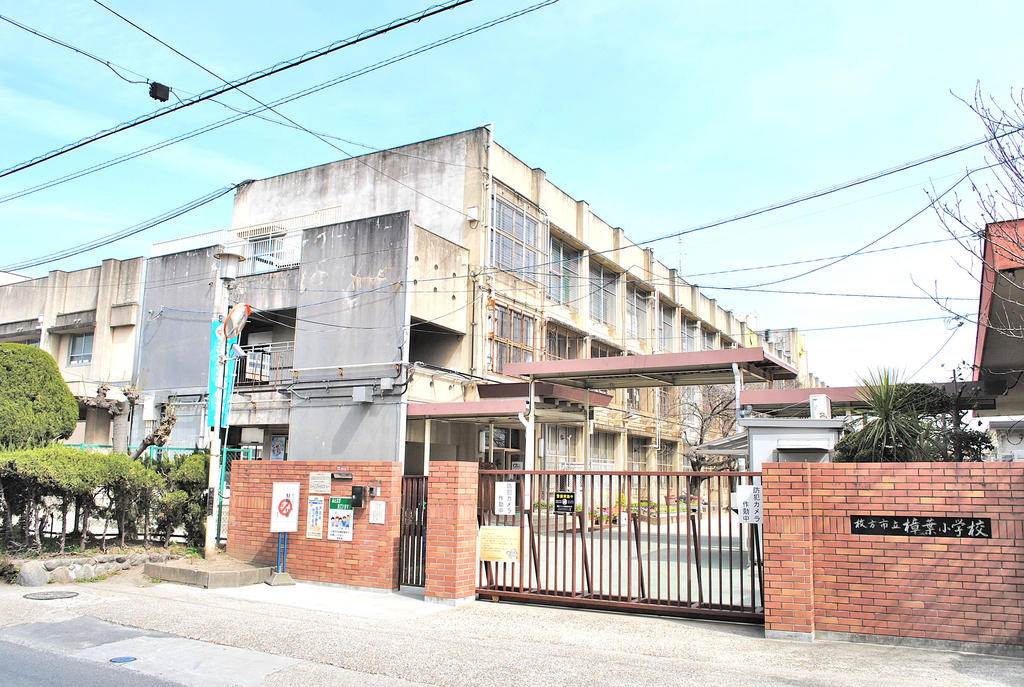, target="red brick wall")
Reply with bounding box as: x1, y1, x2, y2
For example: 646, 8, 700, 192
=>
762, 462, 1024, 649
227, 461, 402, 589
424, 460, 478, 601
